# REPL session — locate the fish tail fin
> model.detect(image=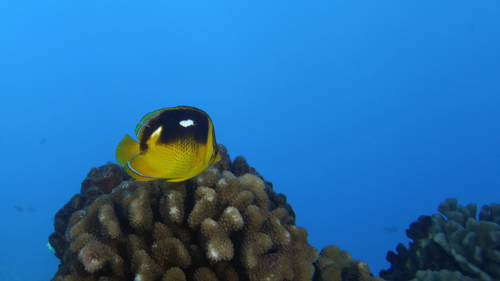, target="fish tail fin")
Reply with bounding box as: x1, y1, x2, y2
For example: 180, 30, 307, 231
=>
116, 134, 140, 165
